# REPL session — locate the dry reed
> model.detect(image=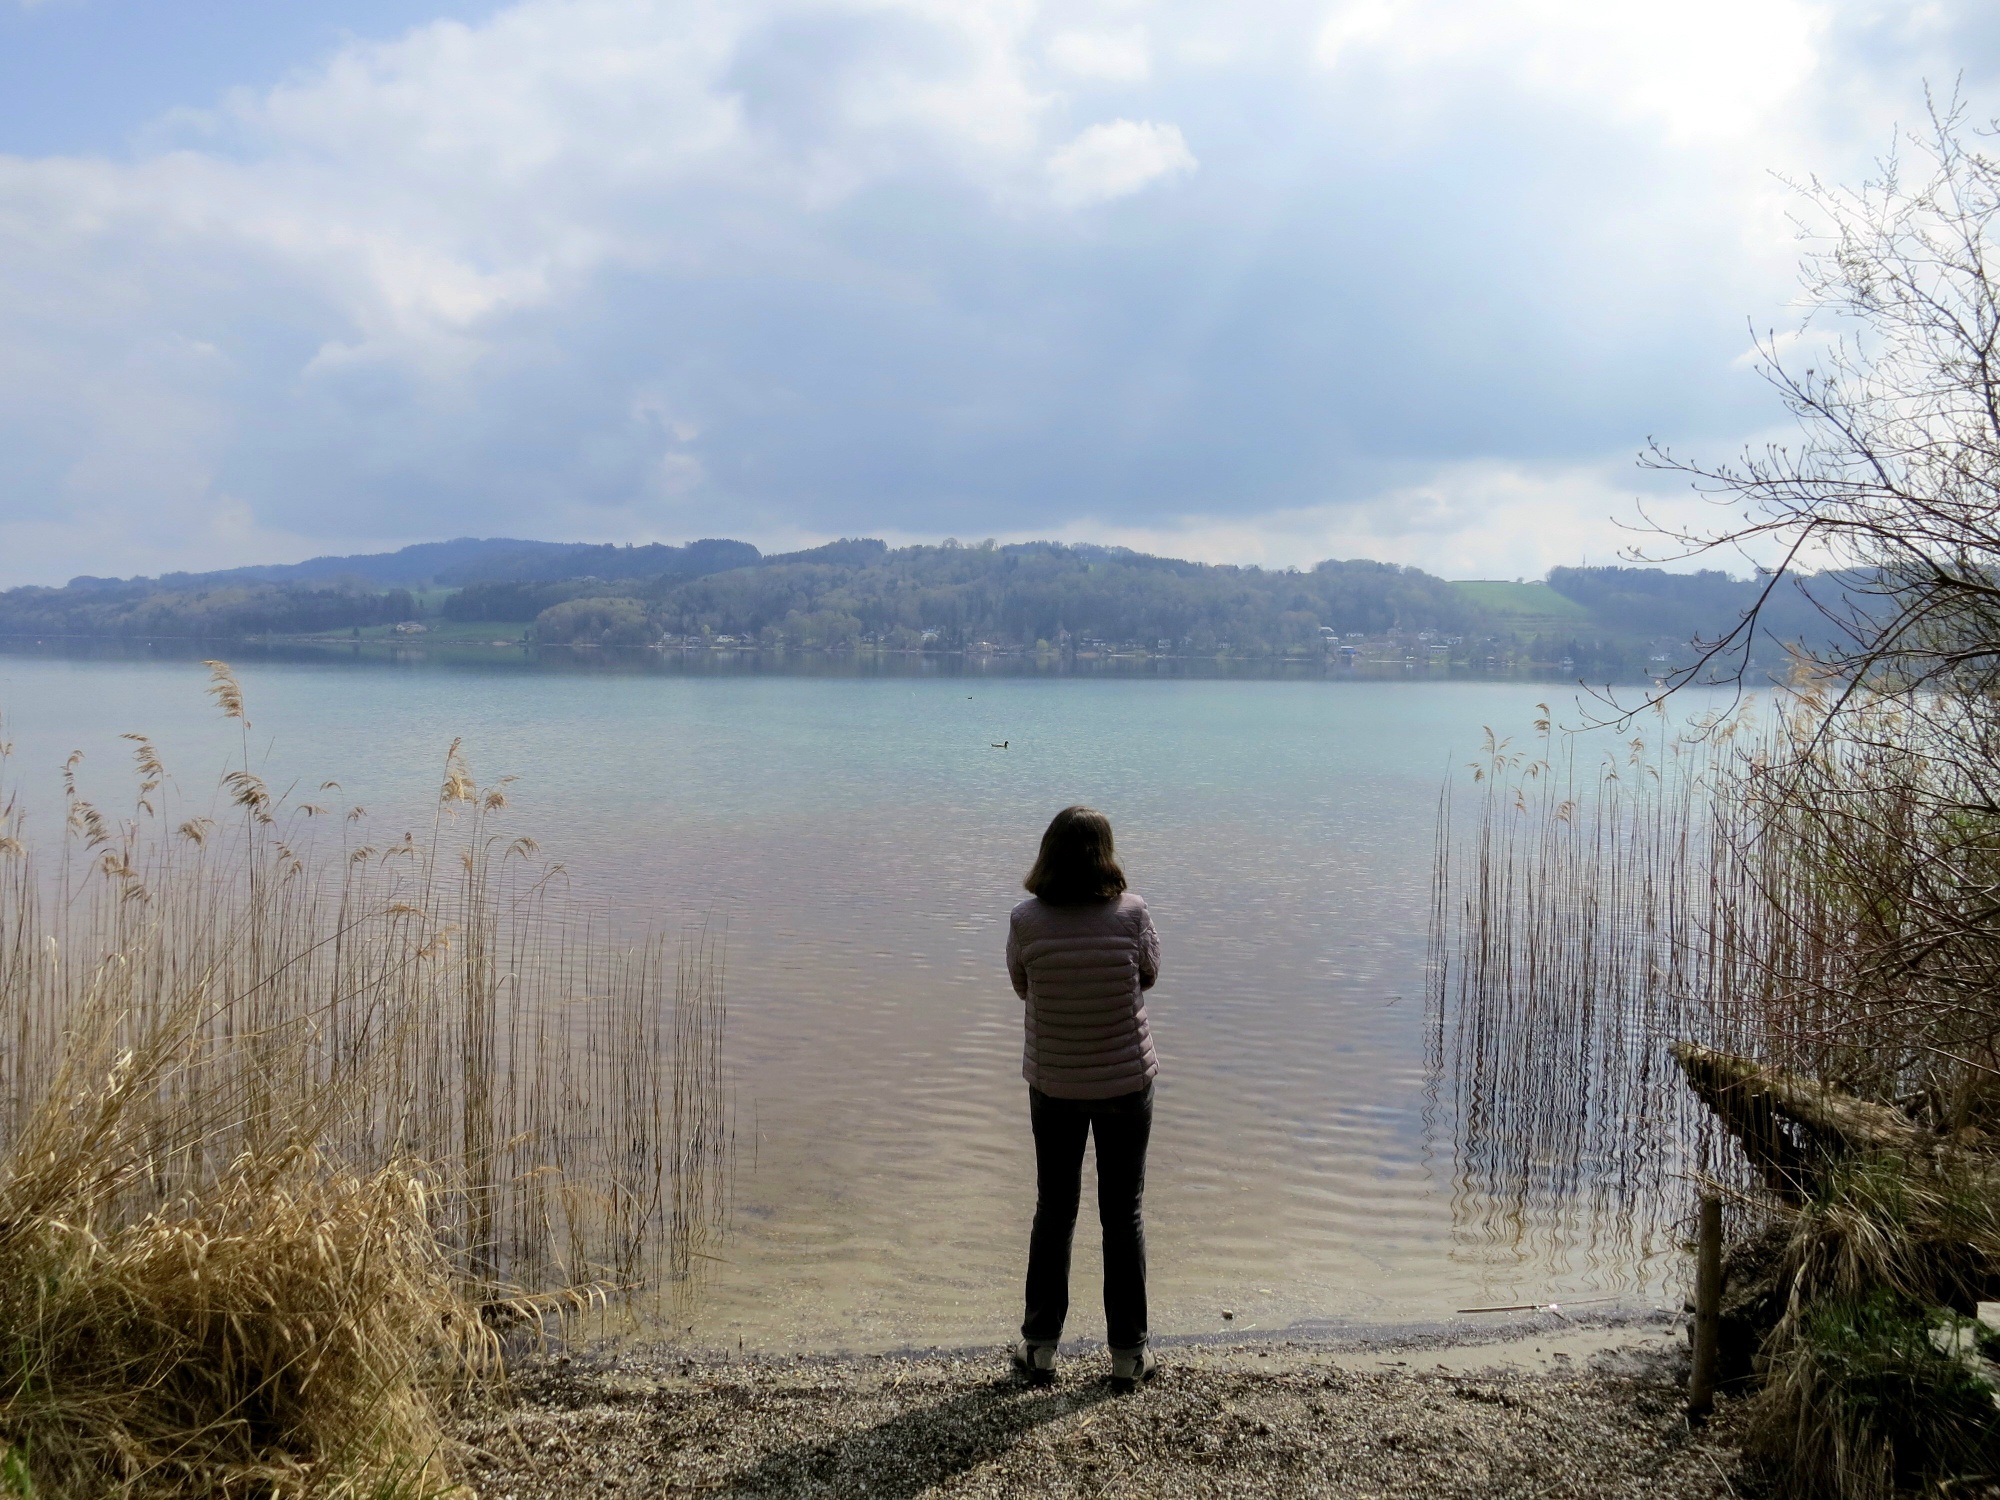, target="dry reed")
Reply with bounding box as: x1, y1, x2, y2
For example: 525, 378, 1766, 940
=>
1430, 685, 2000, 1494
1426, 690, 1998, 1248
0, 663, 730, 1496
1425, 700, 1744, 1277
